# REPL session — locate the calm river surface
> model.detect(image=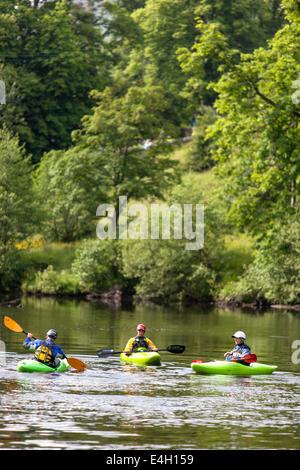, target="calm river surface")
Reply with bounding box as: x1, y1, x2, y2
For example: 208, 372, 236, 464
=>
0, 296, 299, 451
